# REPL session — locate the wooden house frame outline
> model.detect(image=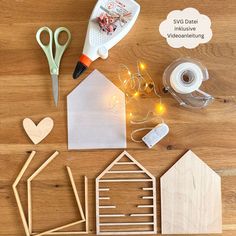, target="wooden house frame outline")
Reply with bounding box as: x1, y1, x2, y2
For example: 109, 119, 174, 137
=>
96, 151, 157, 235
